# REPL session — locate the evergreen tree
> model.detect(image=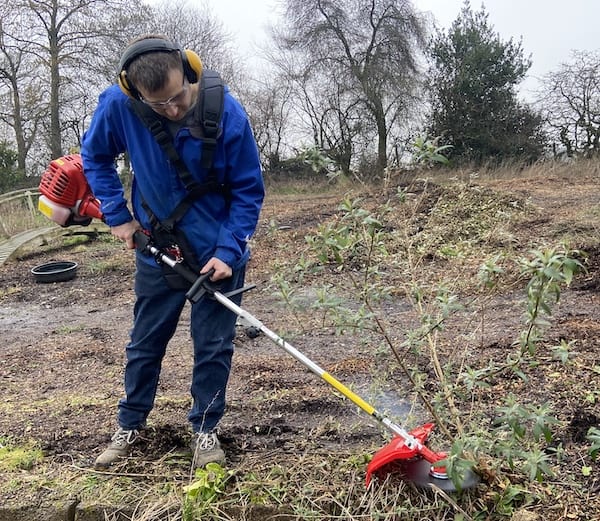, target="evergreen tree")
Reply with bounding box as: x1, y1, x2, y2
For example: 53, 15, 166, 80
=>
427, 1, 545, 164
0, 141, 22, 192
